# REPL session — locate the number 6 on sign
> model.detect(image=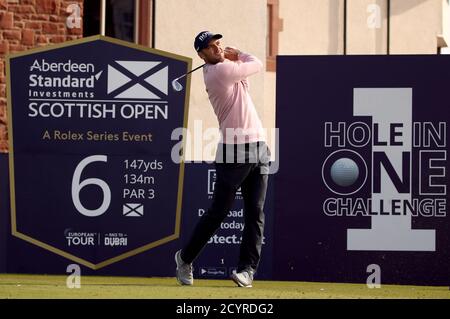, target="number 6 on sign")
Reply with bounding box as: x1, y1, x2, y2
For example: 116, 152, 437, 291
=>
72, 155, 111, 217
